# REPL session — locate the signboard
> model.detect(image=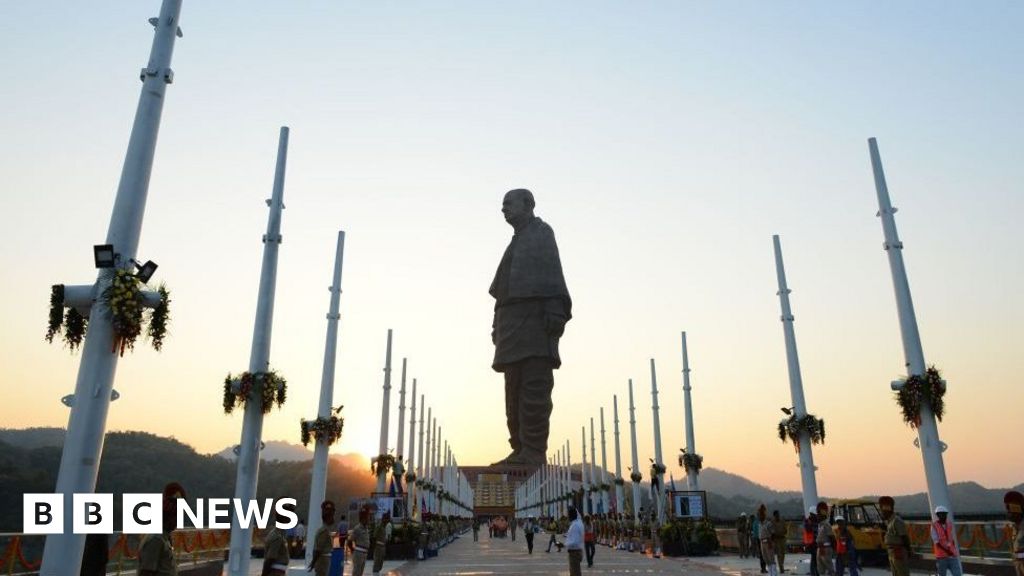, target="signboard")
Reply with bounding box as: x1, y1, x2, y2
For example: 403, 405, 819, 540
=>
668, 490, 707, 520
